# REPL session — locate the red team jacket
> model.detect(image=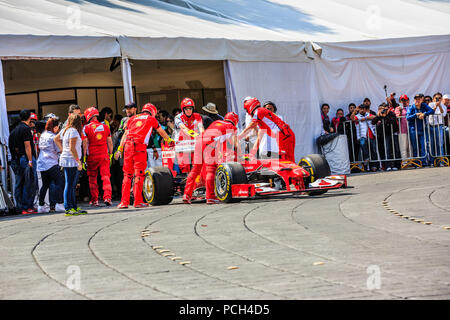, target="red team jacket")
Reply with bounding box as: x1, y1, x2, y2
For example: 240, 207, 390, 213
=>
82, 120, 111, 157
